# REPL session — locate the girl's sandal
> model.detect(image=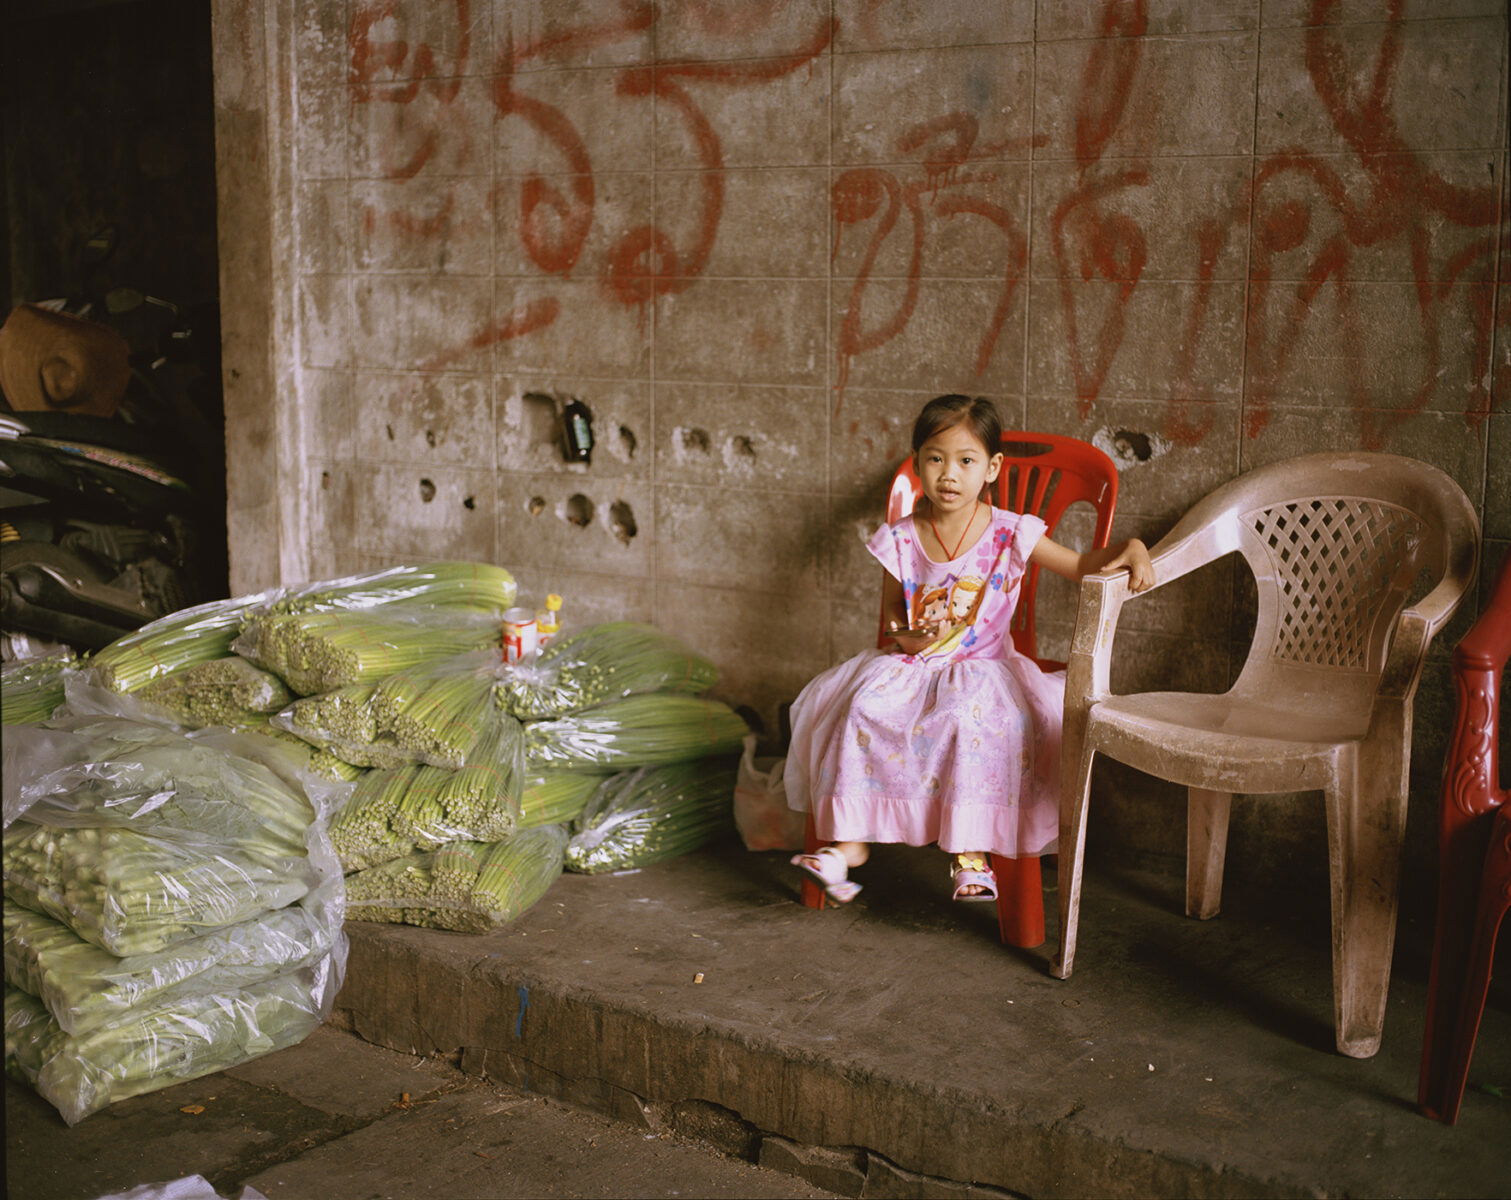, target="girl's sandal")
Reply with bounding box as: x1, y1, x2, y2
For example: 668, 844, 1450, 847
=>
791, 846, 862, 904
951, 853, 998, 903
